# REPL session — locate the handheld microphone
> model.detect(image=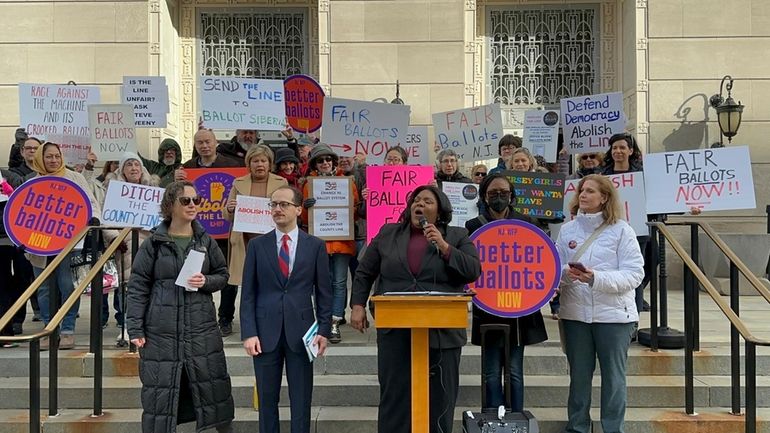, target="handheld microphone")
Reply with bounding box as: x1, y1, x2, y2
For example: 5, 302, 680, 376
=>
418, 216, 438, 248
